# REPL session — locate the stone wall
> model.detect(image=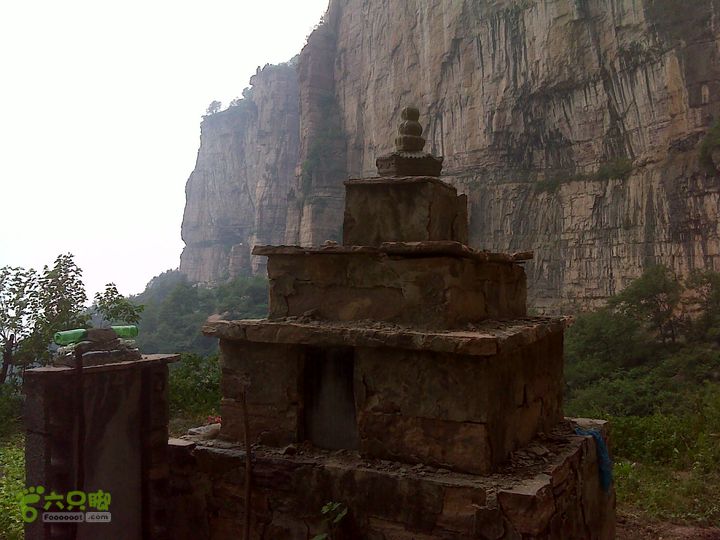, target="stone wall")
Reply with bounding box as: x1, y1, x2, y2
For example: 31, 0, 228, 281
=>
23, 356, 176, 540
343, 177, 468, 246
211, 317, 562, 475
355, 331, 564, 474
167, 419, 614, 539
263, 251, 526, 327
